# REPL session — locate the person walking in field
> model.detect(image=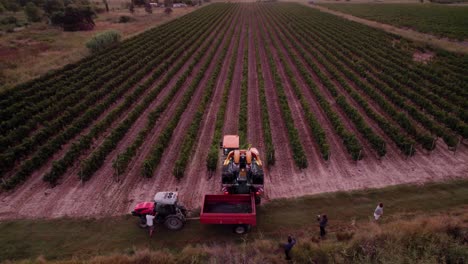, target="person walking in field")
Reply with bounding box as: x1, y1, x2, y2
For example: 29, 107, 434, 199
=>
146, 212, 156, 237
283, 235, 296, 260
317, 214, 328, 239
374, 203, 384, 221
